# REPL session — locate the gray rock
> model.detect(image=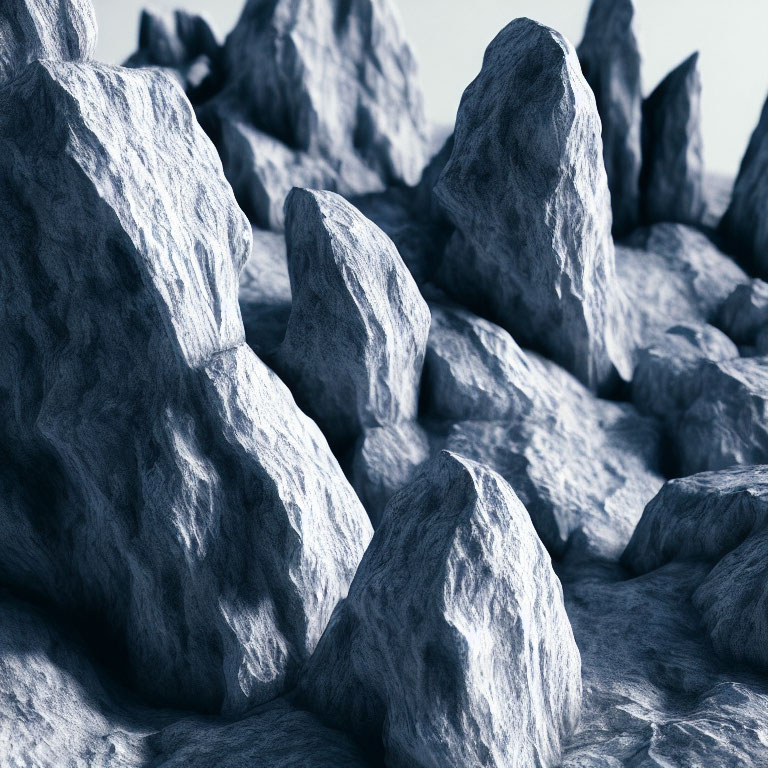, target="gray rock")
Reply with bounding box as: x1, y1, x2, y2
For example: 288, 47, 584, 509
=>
0, 60, 371, 713
721, 93, 768, 274
641, 52, 705, 225
351, 421, 432, 528
435, 18, 630, 394
559, 560, 768, 766
717, 278, 768, 346
623, 467, 768, 674
276, 188, 431, 447
201, 0, 429, 229
577, 0, 642, 235
0, 0, 96, 84
124, 8, 221, 95
300, 451, 582, 768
